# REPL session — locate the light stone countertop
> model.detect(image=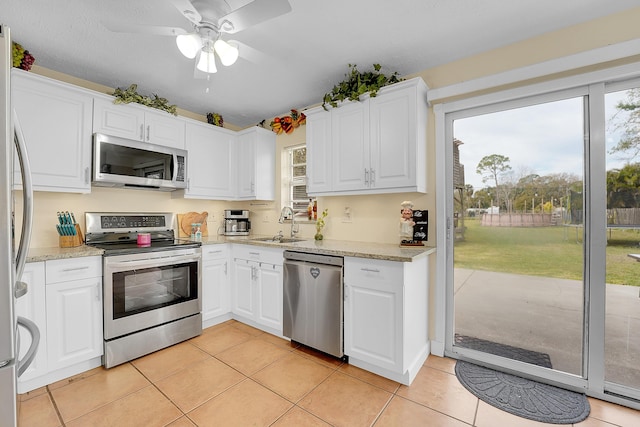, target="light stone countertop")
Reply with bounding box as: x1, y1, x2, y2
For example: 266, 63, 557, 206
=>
27, 245, 105, 263
198, 235, 435, 262
27, 235, 435, 263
